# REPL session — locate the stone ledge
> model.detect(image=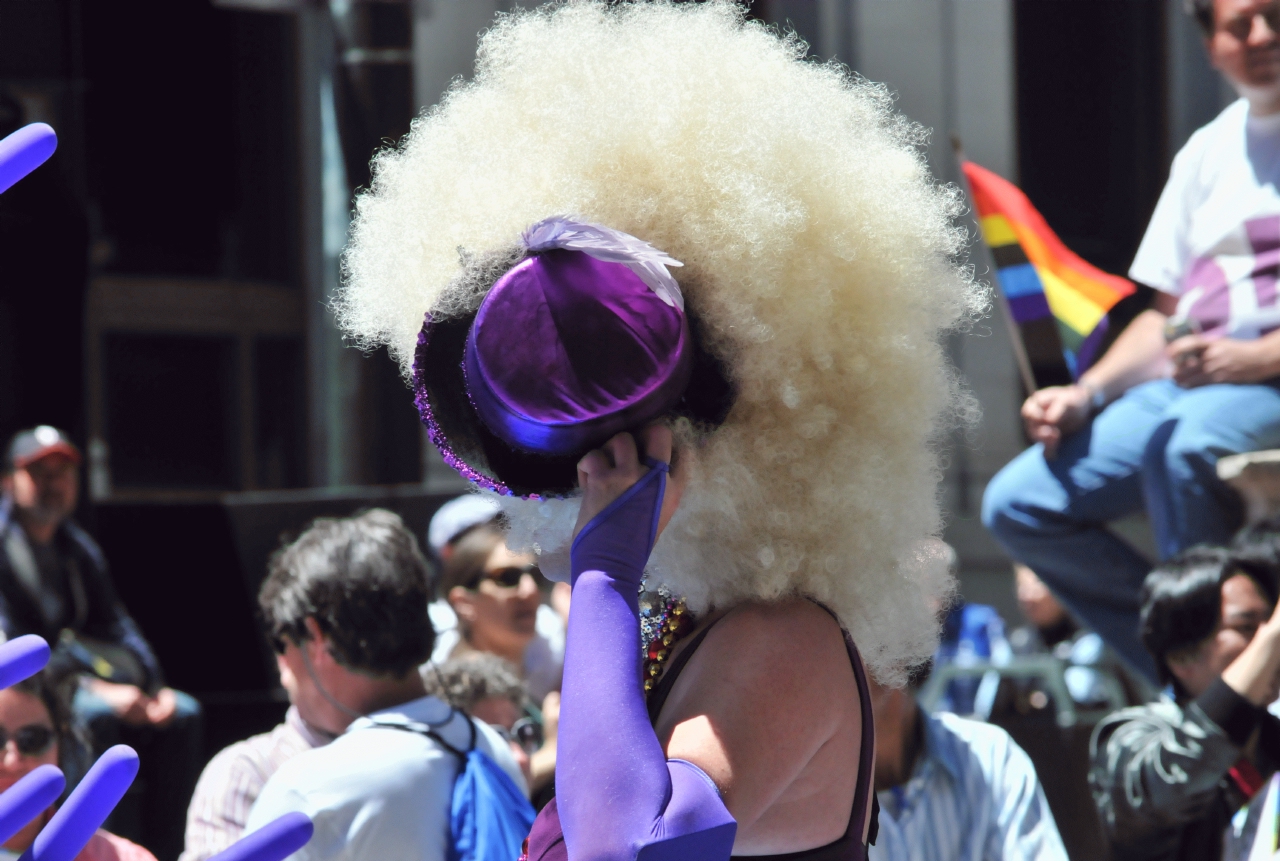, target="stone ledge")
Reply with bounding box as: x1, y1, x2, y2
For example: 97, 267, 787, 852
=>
1218, 451, 1280, 523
